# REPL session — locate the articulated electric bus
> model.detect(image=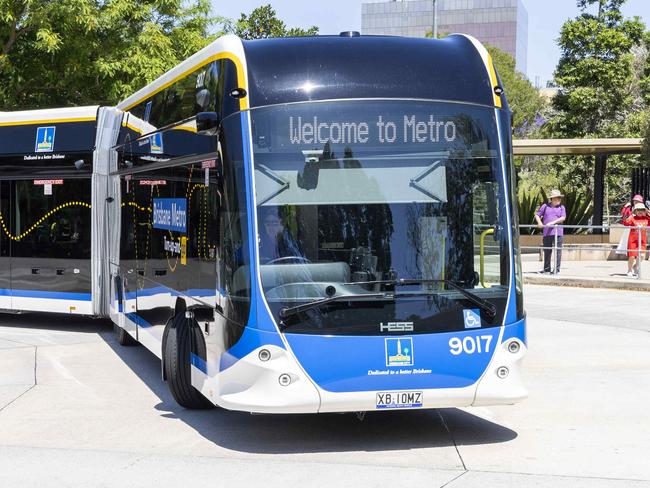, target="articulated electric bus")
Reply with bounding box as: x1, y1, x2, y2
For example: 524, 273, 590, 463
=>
109, 33, 527, 413
0, 107, 117, 316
